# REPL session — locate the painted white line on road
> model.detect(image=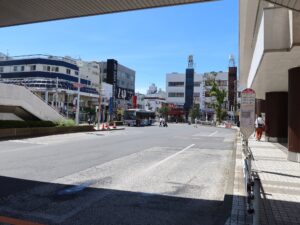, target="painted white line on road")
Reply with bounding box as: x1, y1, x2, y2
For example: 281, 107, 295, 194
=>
146, 144, 195, 171
8, 140, 48, 145
208, 131, 218, 137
